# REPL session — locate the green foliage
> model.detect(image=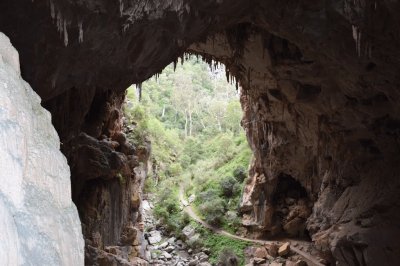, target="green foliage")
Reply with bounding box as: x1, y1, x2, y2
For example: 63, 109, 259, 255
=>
123, 56, 253, 264
152, 183, 189, 234
143, 175, 156, 193
233, 166, 247, 182
199, 196, 226, 226
219, 176, 237, 198
167, 163, 182, 177
200, 229, 249, 265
